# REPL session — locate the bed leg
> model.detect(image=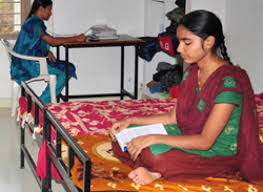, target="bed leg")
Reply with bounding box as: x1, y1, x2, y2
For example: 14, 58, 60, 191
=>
41, 179, 52, 192
20, 125, 25, 168
41, 151, 52, 191
41, 138, 52, 191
